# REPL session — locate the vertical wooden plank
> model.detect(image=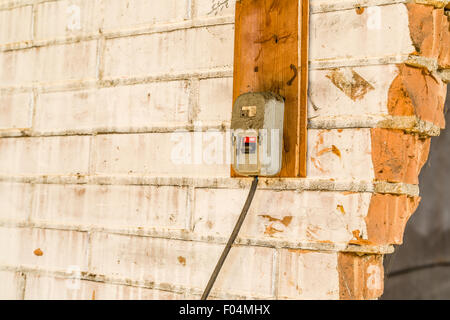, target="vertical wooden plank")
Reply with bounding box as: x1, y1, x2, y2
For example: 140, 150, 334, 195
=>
298, 0, 309, 177
231, 0, 308, 178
